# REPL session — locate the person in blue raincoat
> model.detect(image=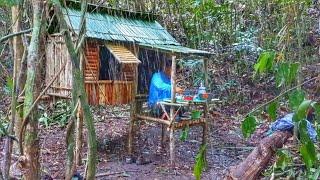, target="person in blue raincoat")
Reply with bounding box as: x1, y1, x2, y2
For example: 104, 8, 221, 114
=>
148, 59, 183, 116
